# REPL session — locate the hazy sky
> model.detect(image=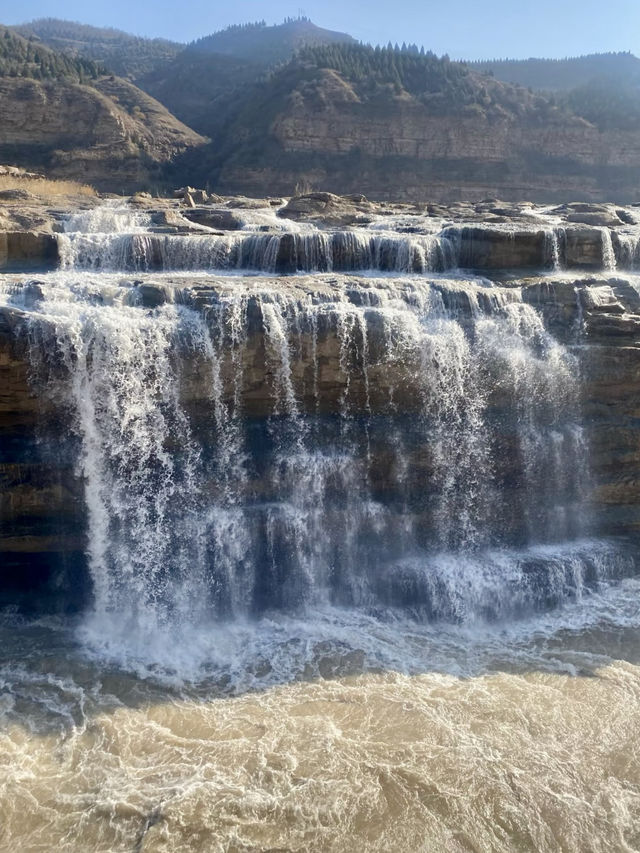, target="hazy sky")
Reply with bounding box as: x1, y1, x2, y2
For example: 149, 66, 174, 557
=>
0, 0, 638, 60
